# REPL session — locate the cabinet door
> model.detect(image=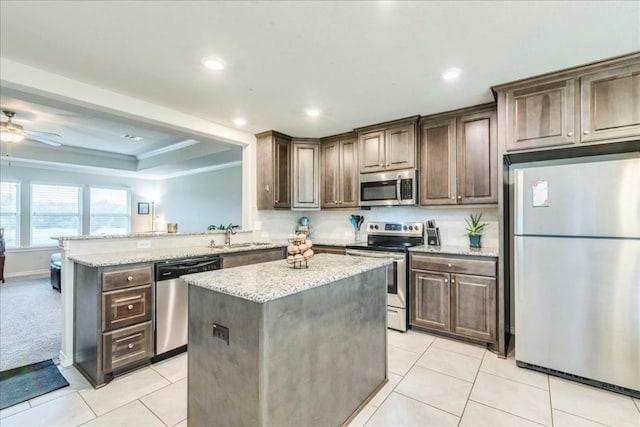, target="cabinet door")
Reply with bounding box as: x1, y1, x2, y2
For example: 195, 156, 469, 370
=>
419, 119, 457, 205
292, 141, 320, 209
321, 139, 340, 208
339, 138, 359, 207
457, 110, 497, 204
581, 64, 640, 143
451, 274, 496, 342
385, 124, 415, 170
506, 79, 576, 151
411, 270, 450, 331
359, 130, 385, 173
273, 136, 291, 208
